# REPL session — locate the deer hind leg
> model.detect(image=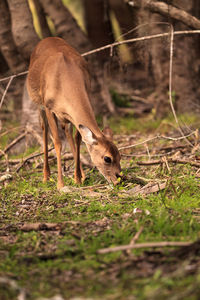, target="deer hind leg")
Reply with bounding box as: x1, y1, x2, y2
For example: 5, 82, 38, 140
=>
74, 129, 85, 184
64, 123, 85, 184
45, 108, 64, 189
40, 109, 50, 182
